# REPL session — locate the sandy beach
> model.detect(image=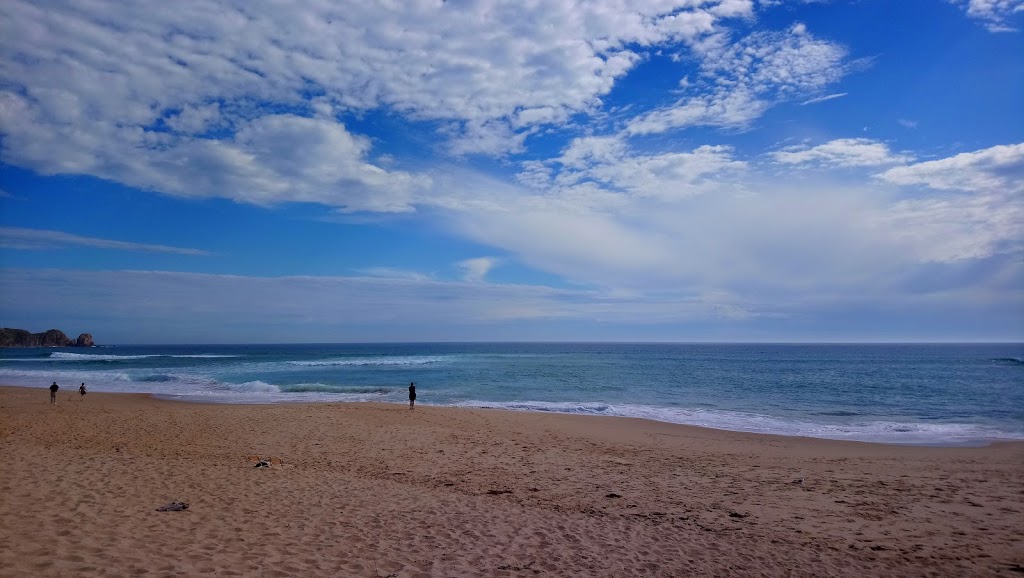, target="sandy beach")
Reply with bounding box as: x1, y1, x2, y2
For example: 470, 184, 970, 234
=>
0, 385, 1021, 577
